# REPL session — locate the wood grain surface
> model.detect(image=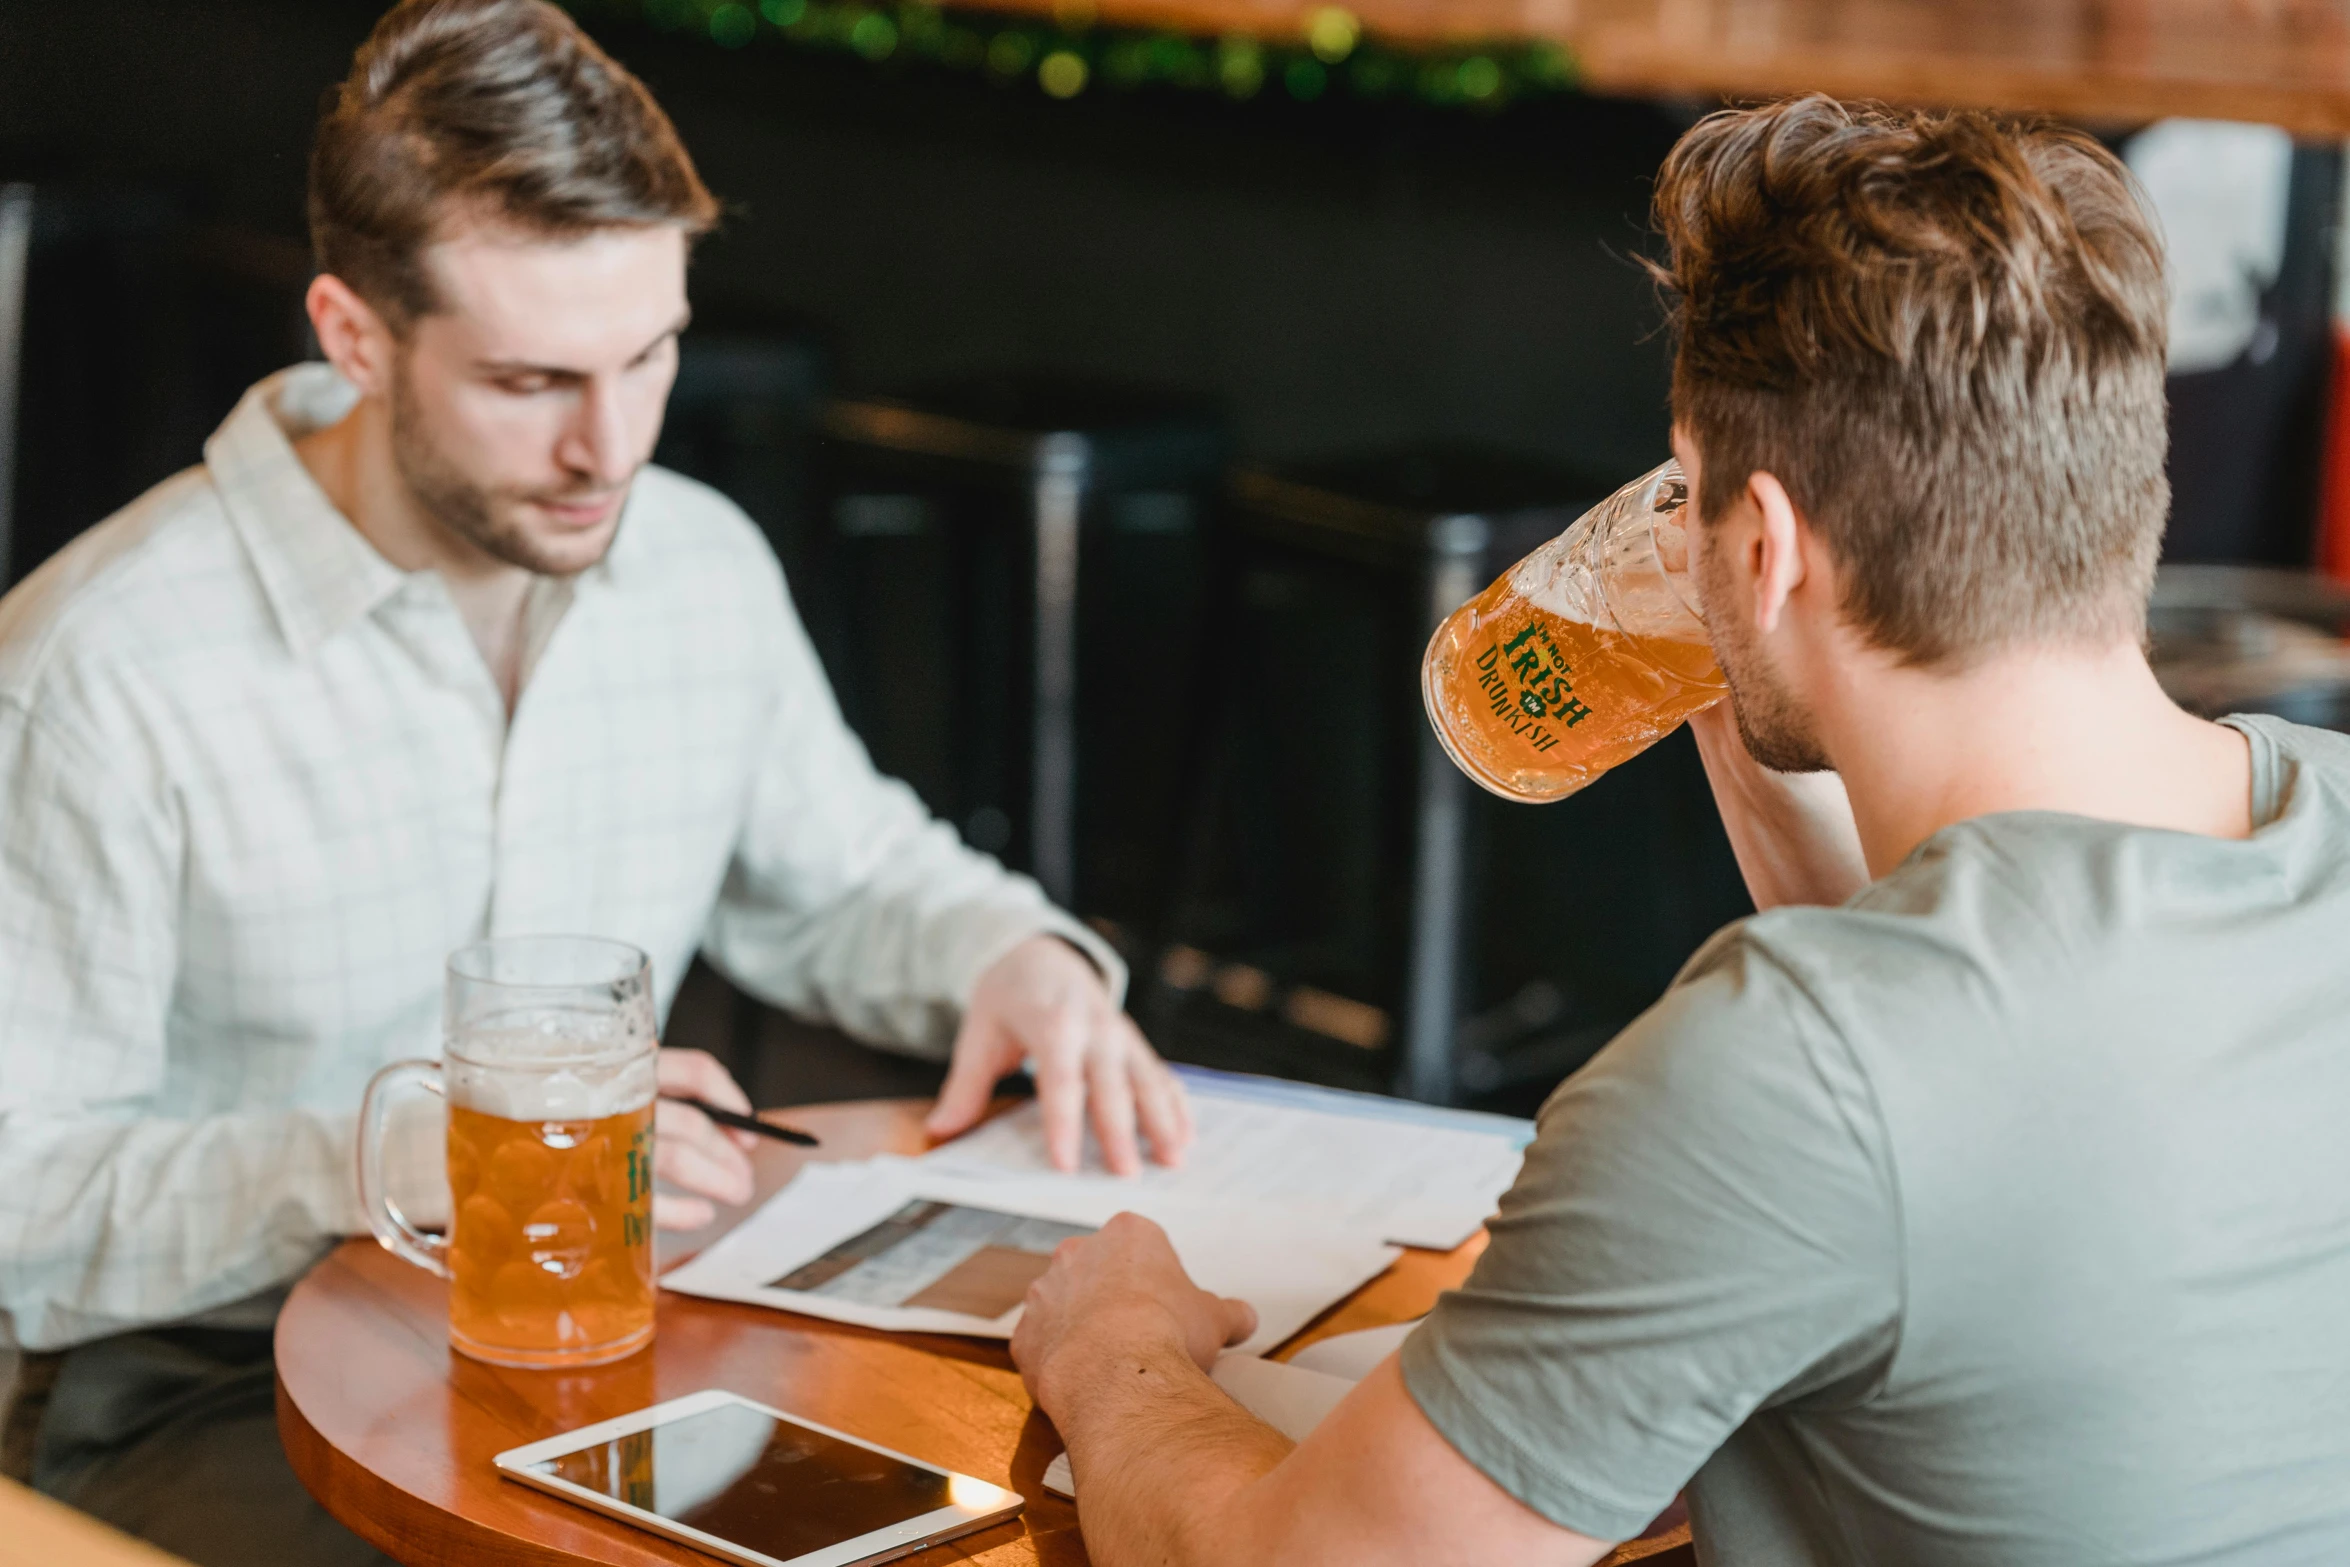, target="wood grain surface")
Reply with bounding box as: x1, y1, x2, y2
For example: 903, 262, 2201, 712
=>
0, 1476, 194, 1567
973, 0, 2350, 135
277, 1098, 1691, 1567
